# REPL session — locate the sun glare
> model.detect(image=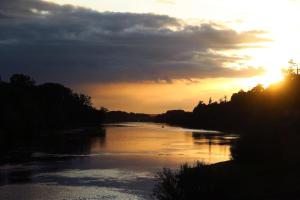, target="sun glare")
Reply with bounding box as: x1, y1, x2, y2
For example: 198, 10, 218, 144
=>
238, 69, 284, 90
261, 69, 284, 87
